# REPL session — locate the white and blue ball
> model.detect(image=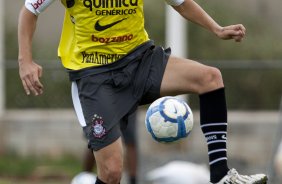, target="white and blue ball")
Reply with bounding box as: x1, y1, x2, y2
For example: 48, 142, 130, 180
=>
71, 172, 97, 184
145, 96, 193, 143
